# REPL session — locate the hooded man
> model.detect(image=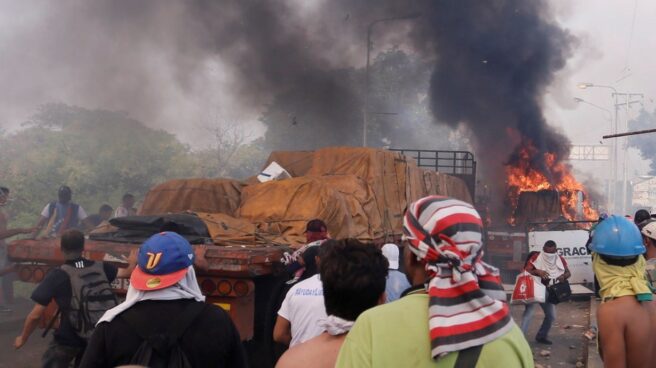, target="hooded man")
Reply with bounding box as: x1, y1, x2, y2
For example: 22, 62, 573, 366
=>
520, 240, 571, 344
336, 196, 532, 367
381, 243, 410, 302
590, 215, 656, 367
79, 231, 246, 368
